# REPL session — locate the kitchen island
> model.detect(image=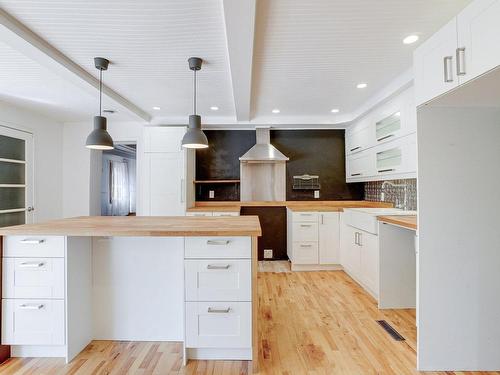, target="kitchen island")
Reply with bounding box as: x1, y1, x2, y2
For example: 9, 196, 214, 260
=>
0, 216, 261, 370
